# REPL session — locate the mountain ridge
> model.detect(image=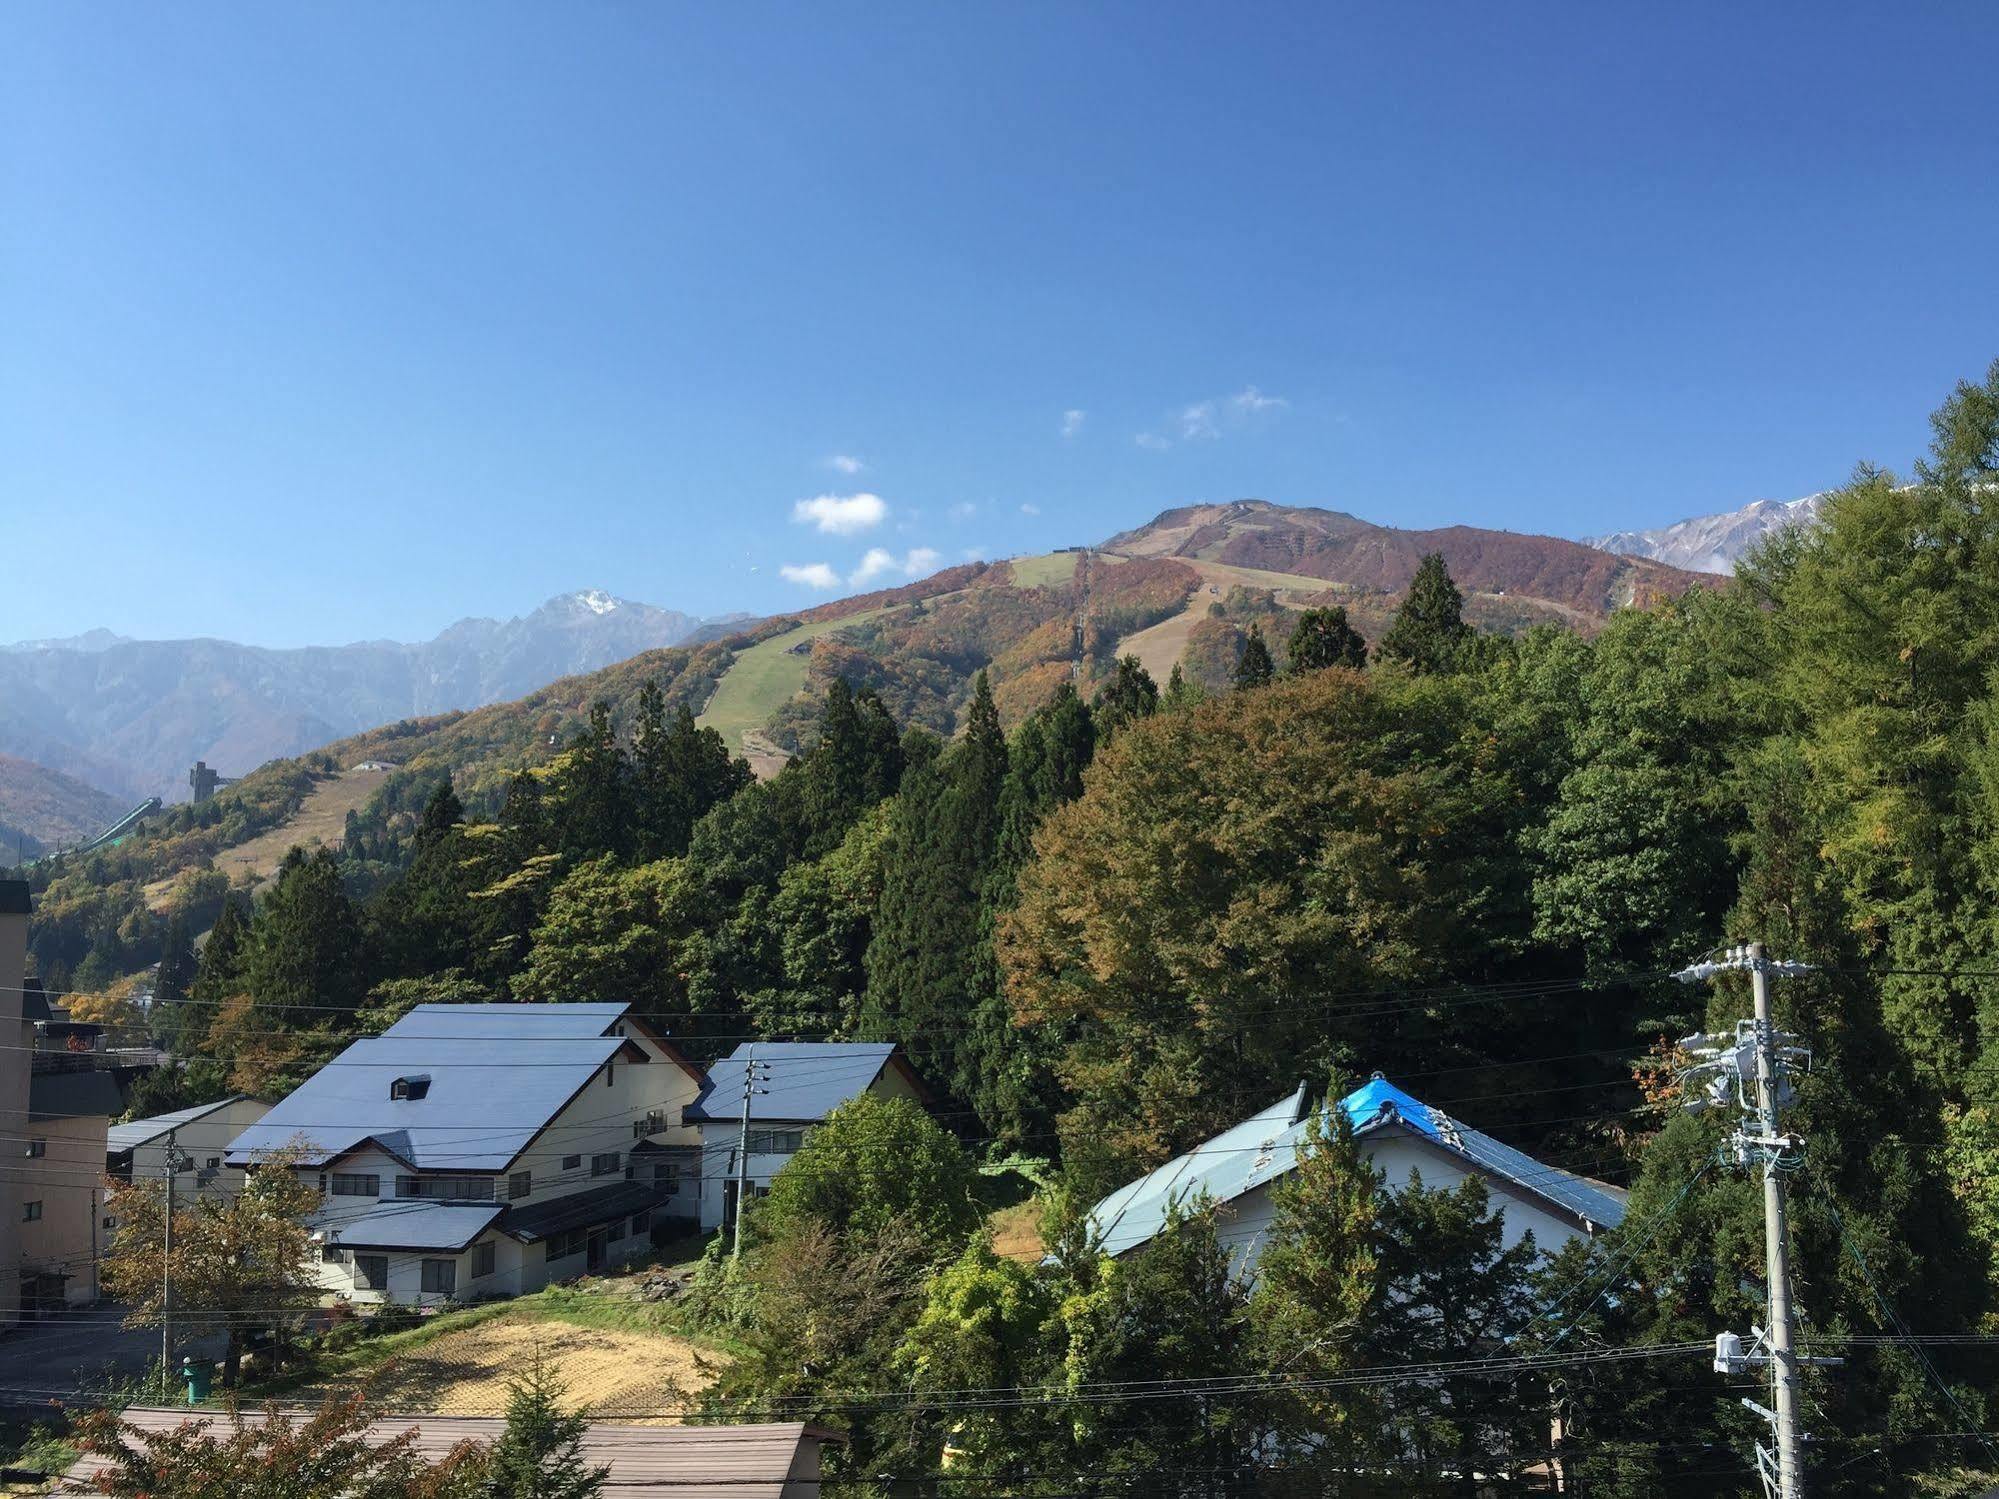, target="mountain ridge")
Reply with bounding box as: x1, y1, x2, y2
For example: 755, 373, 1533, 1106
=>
1583, 494, 1827, 573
